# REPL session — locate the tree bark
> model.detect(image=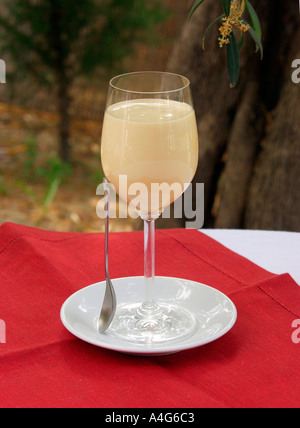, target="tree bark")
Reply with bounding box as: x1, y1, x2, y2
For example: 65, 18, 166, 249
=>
245, 25, 300, 231
214, 80, 264, 228
158, 0, 300, 232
